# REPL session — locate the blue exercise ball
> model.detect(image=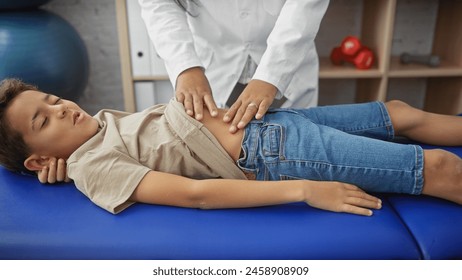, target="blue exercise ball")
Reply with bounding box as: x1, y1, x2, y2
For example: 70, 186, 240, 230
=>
0, 10, 89, 101
0, 0, 52, 10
